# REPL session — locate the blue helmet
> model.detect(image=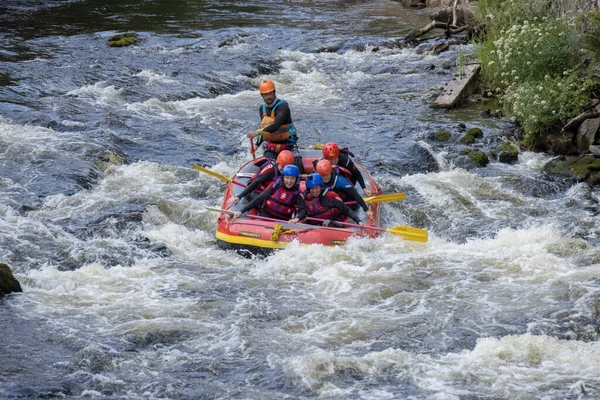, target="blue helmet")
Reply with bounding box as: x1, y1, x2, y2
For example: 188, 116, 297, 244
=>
306, 173, 323, 189
281, 164, 300, 178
